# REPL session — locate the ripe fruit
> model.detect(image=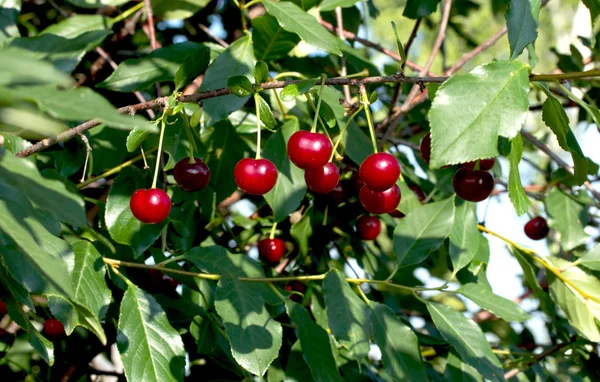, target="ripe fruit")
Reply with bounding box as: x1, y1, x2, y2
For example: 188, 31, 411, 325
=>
173, 157, 210, 192
305, 162, 340, 194
359, 184, 401, 215
420, 133, 431, 165
258, 238, 286, 264
234, 158, 278, 195
356, 216, 381, 240
452, 168, 494, 202
328, 183, 346, 205
0, 300, 6, 315
44, 318, 64, 338
287, 131, 332, 170
286, 281, 306, 303
409, 184, 427, 202
524, 217, 549, 240
389, 210, 406, 218
130, 188, 171, 224
359, 152, 401, 192
462, 158, 496, 171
